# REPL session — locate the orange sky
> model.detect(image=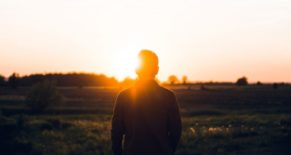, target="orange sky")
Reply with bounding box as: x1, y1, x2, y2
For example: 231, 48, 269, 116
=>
1, 0, 291, 82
